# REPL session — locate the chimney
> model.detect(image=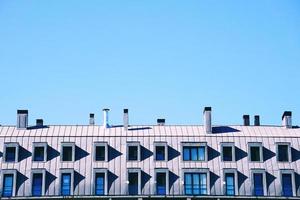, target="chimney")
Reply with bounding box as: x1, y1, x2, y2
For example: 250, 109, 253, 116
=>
89, 113, 95, 125
203, 107, 212, 133
36, 119, 43, 127
17, 110, 28, 129
254, 115, 260, 126
157, 118, 165, 126
123, 109, 129, 130
282, 111, 292, 128
103, 109, 110, 128
243, 115, 250, 126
